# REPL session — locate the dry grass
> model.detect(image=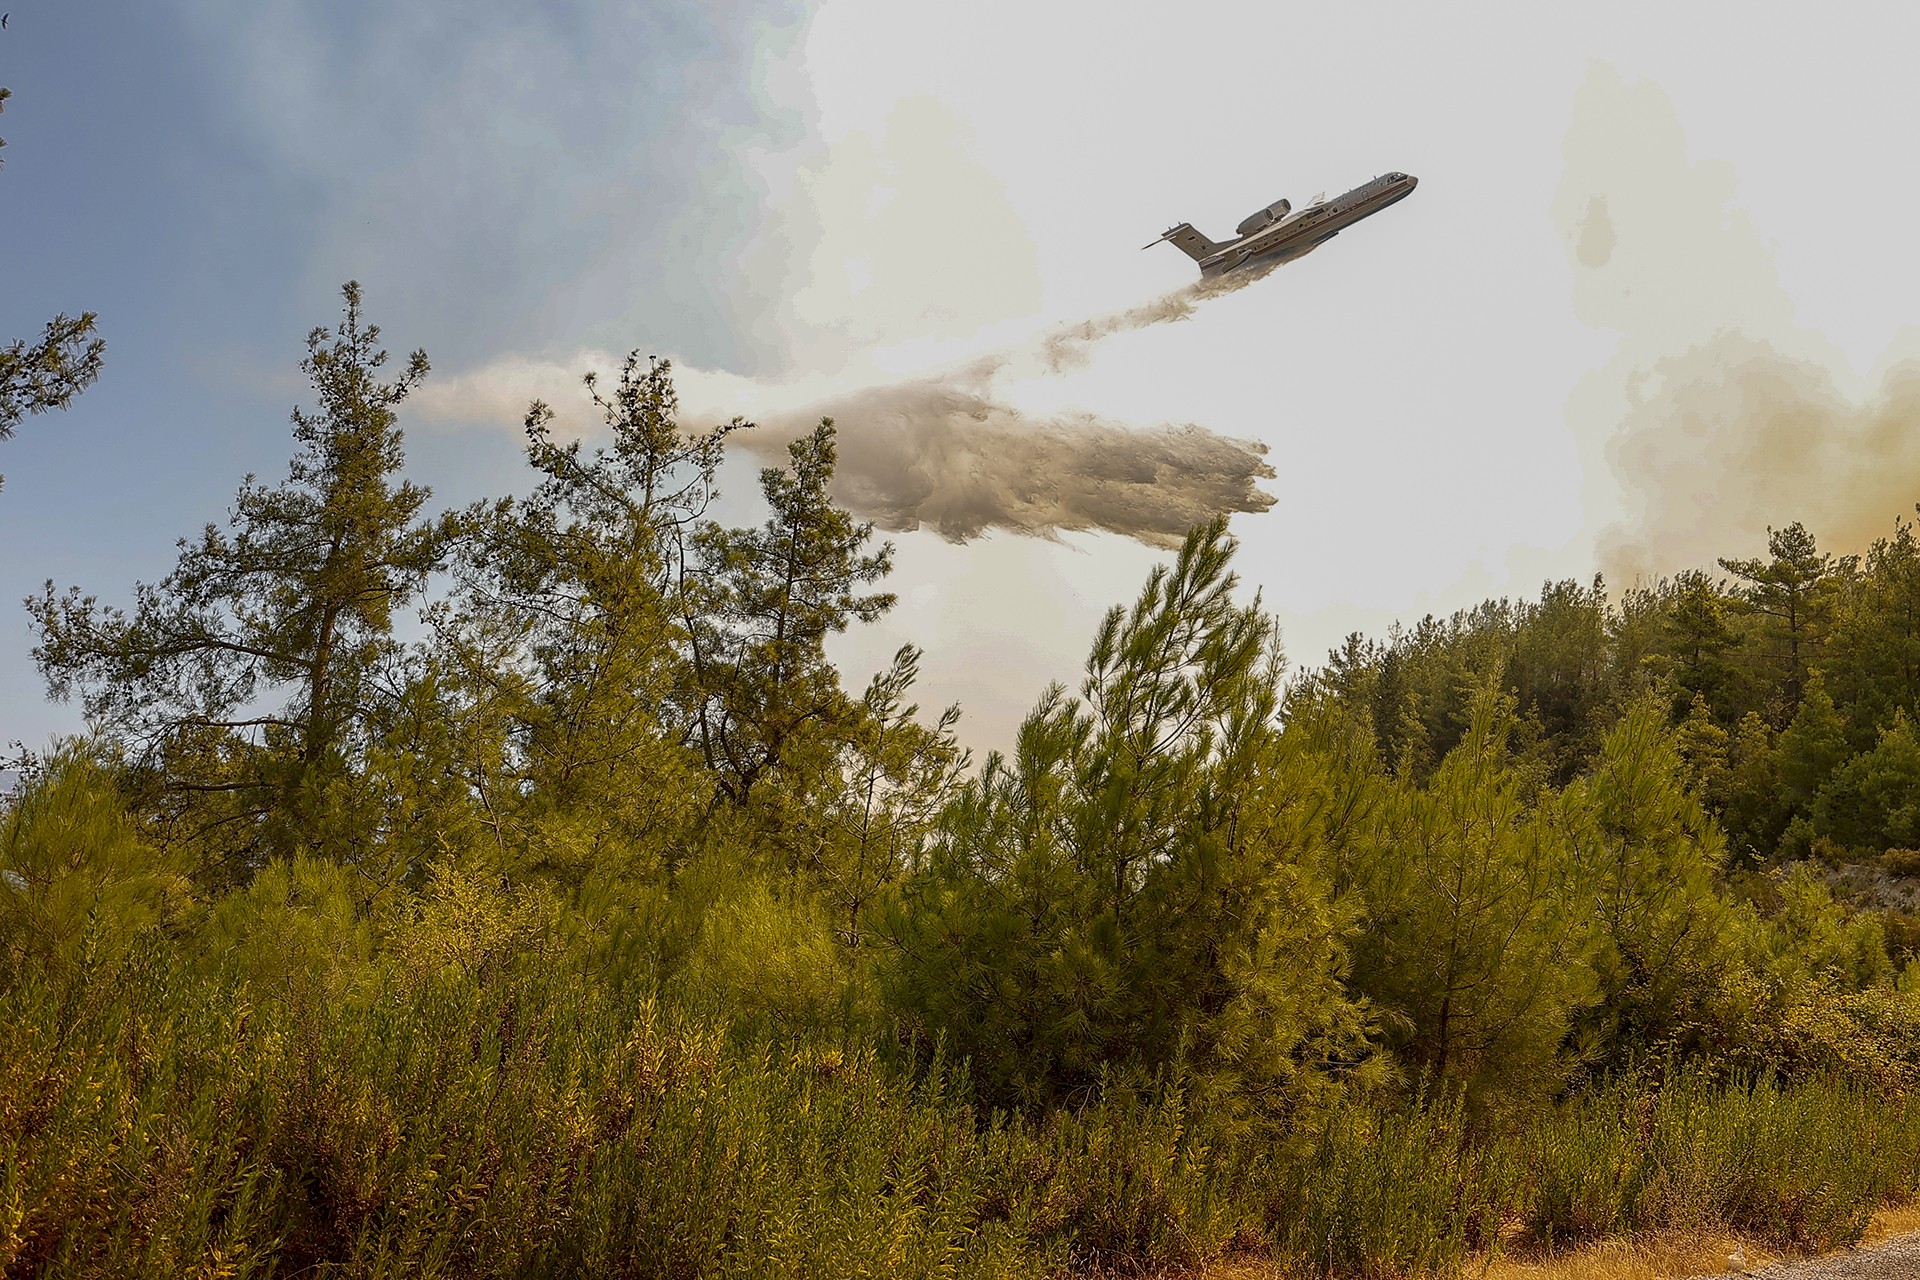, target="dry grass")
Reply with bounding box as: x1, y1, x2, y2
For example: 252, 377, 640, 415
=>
1475, 1230, 1781, 1280
1860, 1201, 1920, 1244
1196, 1203, 1920, 1280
